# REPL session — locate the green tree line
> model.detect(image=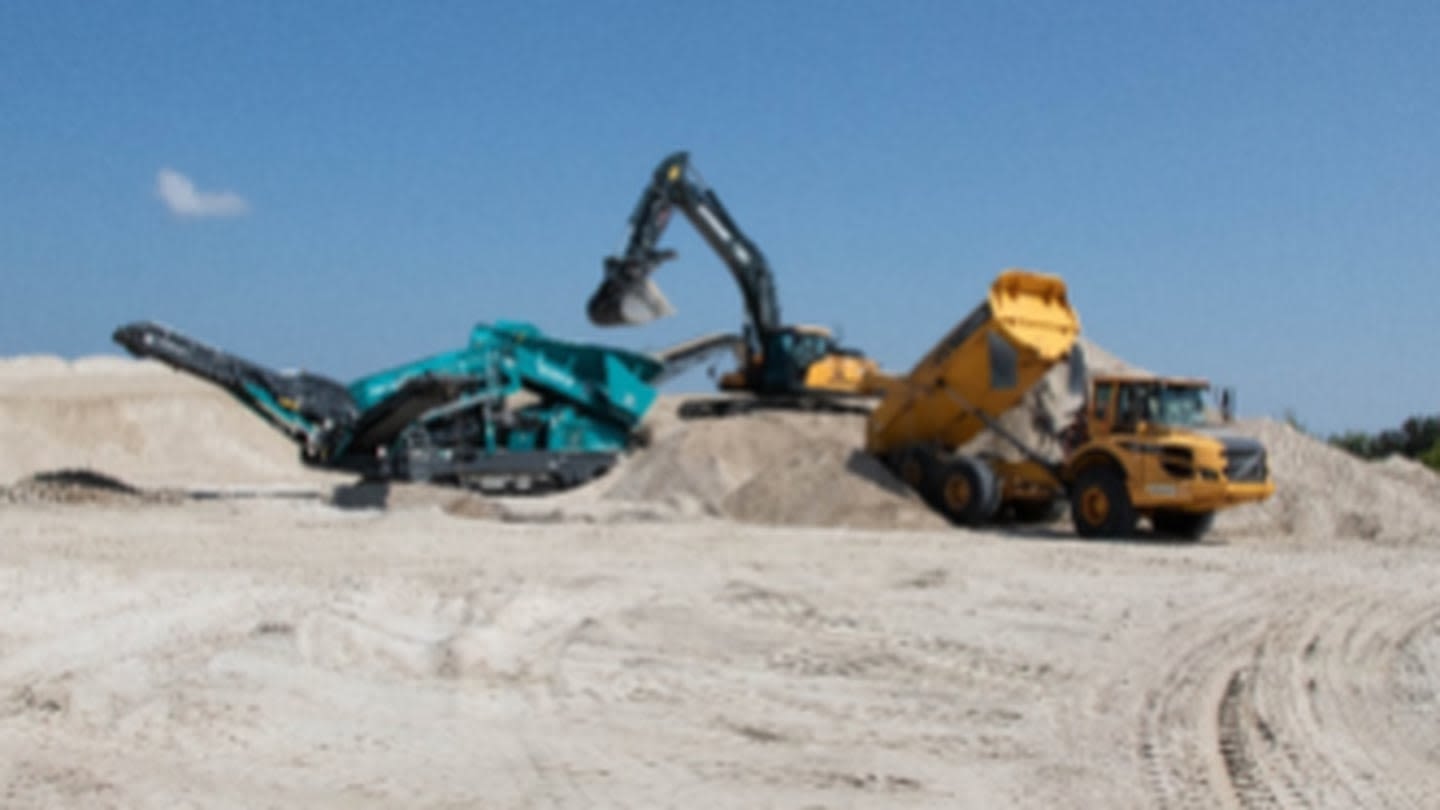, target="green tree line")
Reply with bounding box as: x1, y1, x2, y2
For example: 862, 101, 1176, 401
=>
1330, 413, 1440, 471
